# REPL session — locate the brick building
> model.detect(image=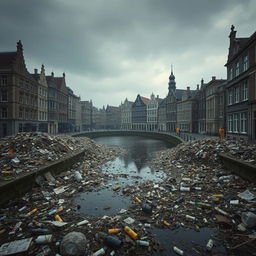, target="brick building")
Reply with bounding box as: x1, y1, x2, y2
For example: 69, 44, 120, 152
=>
225, 25, 256, 142
0, 41, 38, 137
